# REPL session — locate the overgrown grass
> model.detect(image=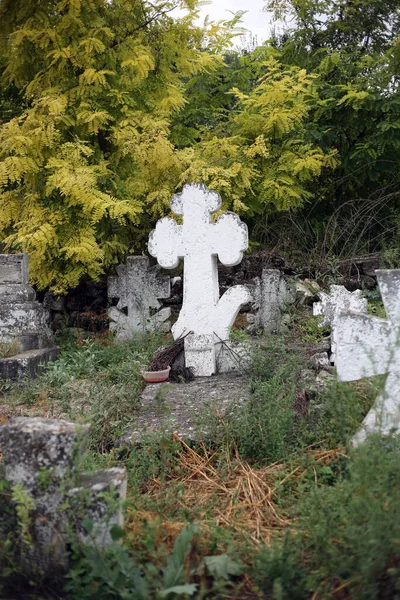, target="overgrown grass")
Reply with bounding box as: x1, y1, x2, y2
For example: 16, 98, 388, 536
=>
253, 436, 400, 599
1, 327, 400, 599
0, 331, 162, 451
